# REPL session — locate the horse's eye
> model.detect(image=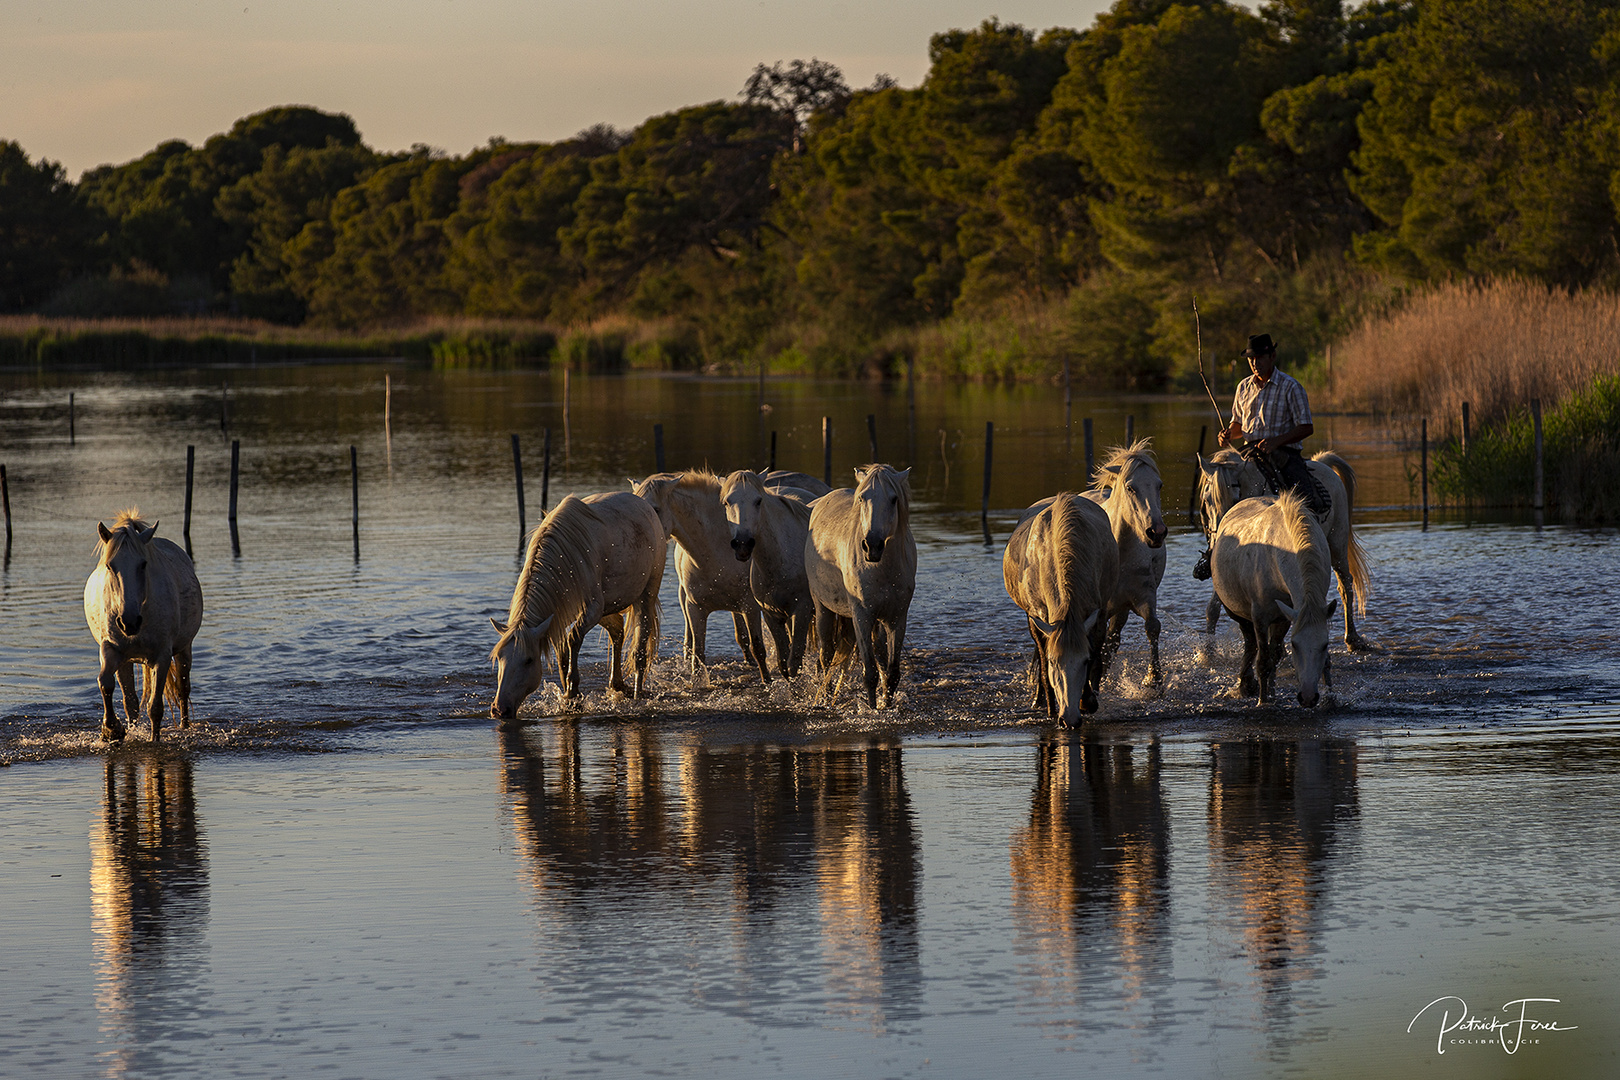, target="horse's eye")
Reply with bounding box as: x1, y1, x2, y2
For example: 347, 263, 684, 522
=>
755, 498, 762, 507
